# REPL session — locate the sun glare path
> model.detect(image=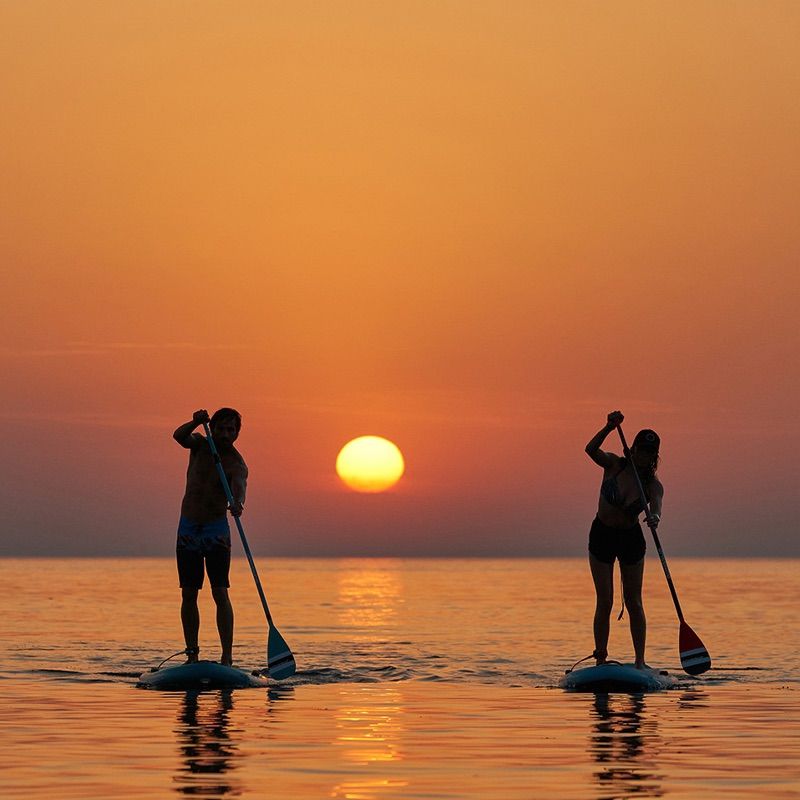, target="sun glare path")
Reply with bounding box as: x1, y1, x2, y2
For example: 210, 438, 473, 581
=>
336, 436, 405, 493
